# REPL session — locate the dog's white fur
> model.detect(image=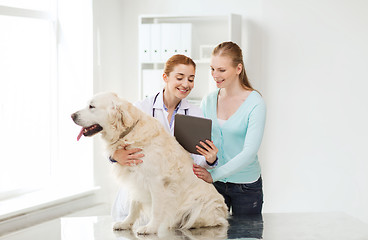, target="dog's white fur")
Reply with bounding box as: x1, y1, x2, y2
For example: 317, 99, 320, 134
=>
72, 92, 228, 235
